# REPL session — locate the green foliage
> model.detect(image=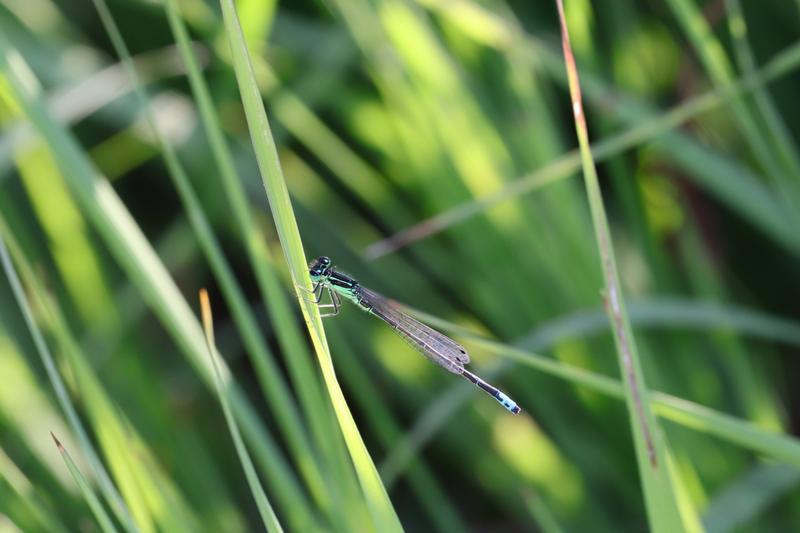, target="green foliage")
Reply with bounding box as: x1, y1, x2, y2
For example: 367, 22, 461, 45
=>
1, 0, 800, 531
